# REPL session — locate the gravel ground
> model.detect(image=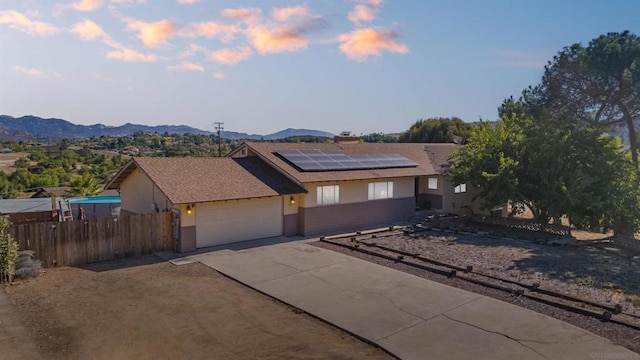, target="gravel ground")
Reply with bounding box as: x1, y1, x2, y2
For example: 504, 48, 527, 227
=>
314, 227, 640, 353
